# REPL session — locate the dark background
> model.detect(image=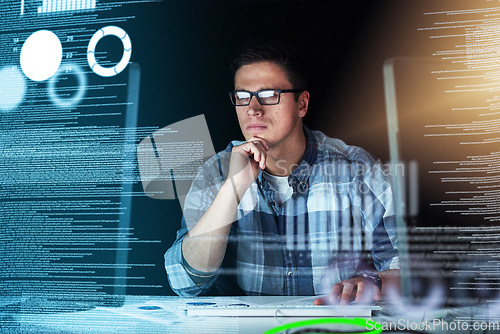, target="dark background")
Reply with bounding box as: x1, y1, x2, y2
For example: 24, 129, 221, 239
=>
125, 0, 461, 296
